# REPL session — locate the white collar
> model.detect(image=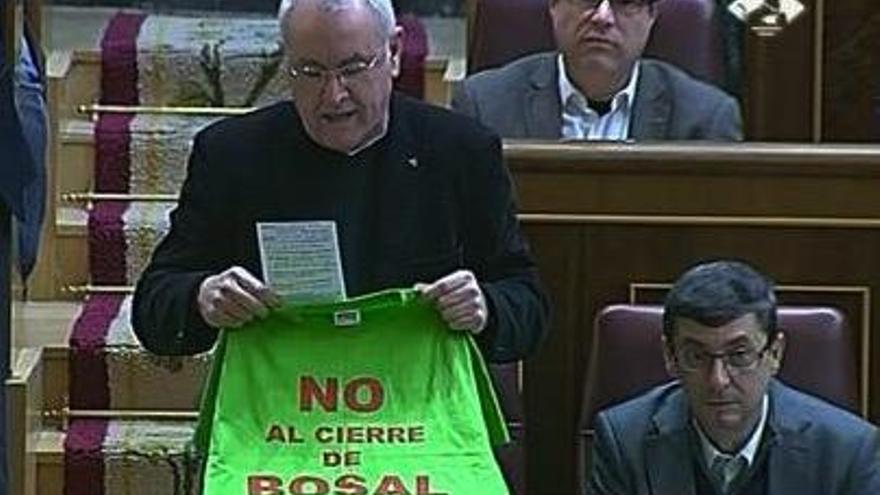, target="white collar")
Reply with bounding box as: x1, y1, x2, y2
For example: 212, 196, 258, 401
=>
346, 117, 389, 156
557, 54, 639, 115
695, 394, 769, 468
